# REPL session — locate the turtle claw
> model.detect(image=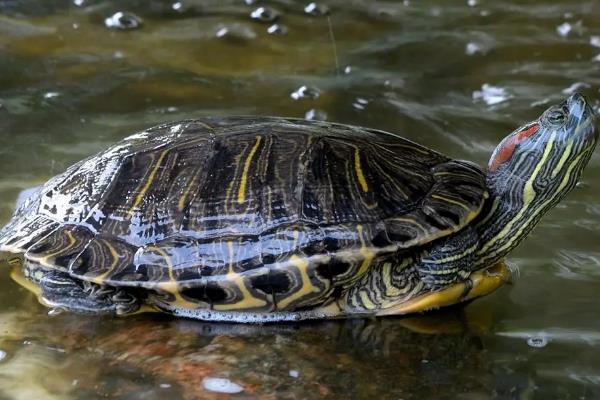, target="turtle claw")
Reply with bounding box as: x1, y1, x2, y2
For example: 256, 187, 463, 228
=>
82, 280, 116, 299
94, 286, 117, 298
28, 261, 140, 316
112, 290, 140, 315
